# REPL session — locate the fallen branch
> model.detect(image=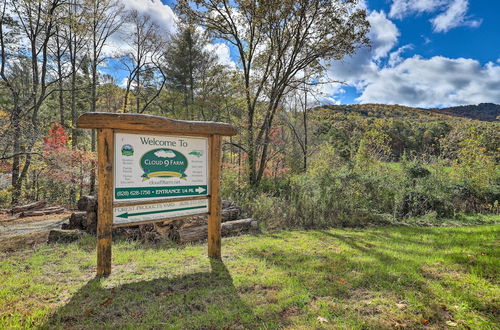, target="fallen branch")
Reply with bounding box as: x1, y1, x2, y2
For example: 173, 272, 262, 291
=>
10, 200, 47, 214
20, 207, 65, 218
